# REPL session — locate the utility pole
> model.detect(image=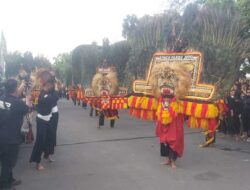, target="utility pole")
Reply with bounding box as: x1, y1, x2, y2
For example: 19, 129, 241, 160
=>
0, 31, 7, 80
